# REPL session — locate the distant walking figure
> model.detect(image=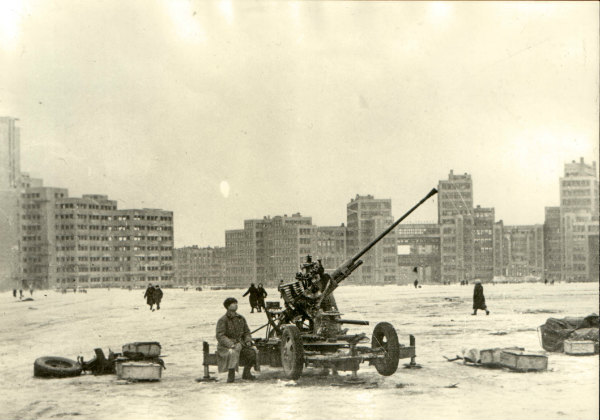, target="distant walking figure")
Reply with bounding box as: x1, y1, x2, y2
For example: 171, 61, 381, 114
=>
242, 283, 259, 313
13, 289, 17, 298
154, 285, 163, 310
472, 280, 489, 316
256, 283, 267, 312
414, 279, 419, 289
144, 283, 155, 311
19, 289, 23, 299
